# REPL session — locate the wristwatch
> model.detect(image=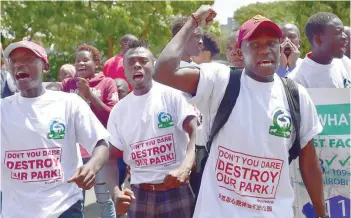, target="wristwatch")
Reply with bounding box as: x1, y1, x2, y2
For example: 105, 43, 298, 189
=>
318, 215, 330, 218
